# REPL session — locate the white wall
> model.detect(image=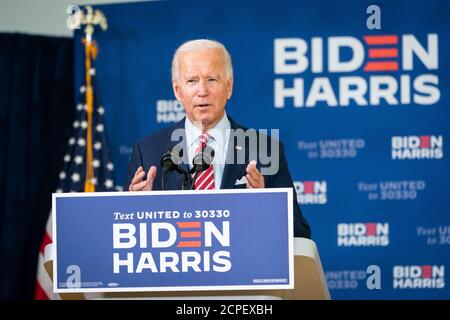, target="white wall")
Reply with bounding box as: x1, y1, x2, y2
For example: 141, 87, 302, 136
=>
0, 0, 152, 37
